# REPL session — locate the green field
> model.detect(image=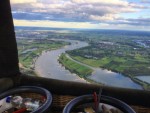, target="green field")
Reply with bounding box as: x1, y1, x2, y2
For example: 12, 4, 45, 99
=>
67, 37, 150, 90
68, 36, 150, 77
17, 39, 69, 68
17, 39, 69, 75
16, 30, 150, 90
70, 55, 150, 76
58, 53, 93, 78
